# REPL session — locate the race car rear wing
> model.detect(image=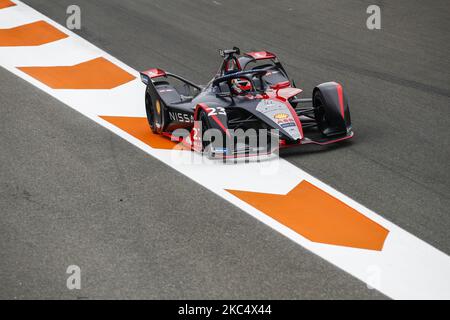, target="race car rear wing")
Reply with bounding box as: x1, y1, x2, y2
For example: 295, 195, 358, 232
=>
140, 68, 166, 85
245, 51, 276, 60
